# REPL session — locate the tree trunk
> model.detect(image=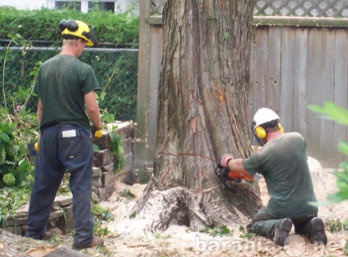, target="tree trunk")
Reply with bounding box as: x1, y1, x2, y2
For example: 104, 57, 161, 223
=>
134, 0, 261, 232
